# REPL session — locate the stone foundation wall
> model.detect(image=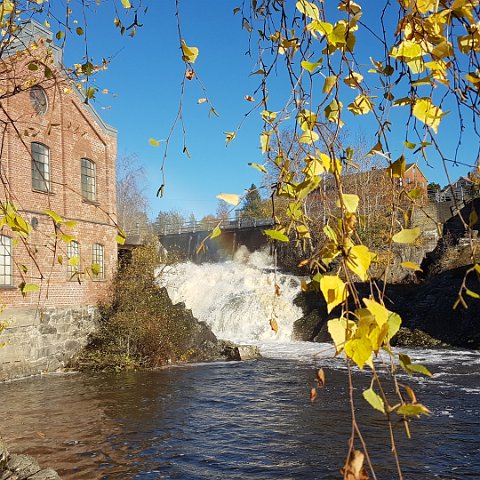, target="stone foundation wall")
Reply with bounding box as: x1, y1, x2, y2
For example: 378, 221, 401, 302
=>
0, 306, 98, 381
